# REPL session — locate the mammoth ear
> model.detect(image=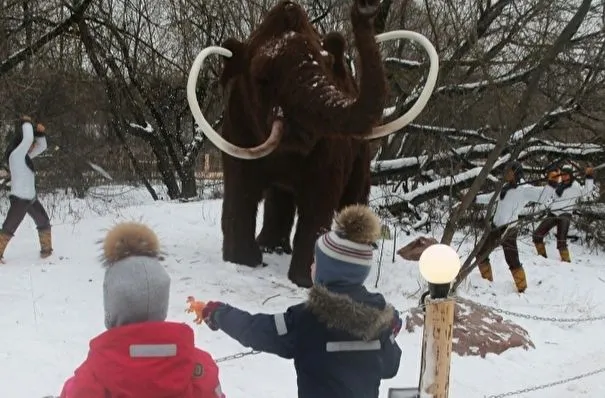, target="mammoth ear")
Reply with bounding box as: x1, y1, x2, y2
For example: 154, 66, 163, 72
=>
250, 51, 275, 83
219, 38, 247, 88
